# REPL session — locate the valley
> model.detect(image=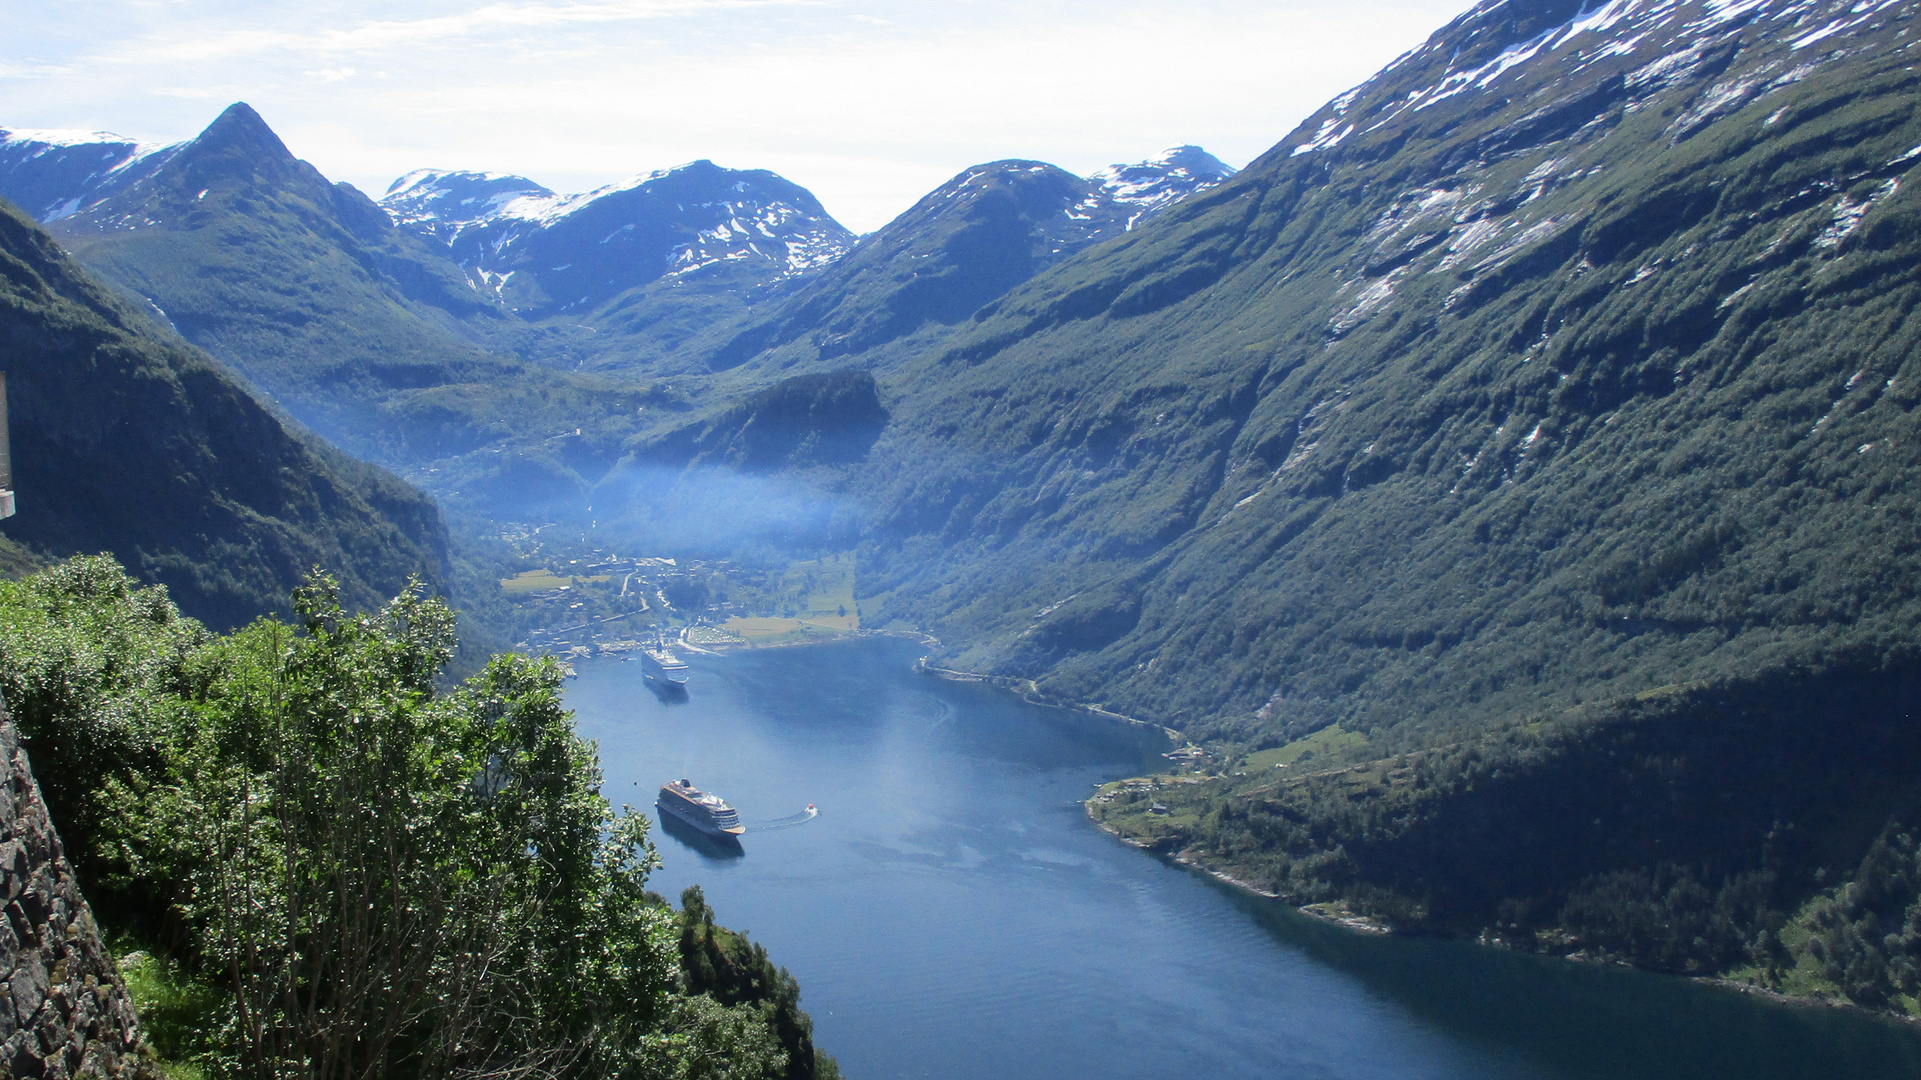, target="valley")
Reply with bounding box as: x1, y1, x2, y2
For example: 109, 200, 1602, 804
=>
8, 0, 1921, 1046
